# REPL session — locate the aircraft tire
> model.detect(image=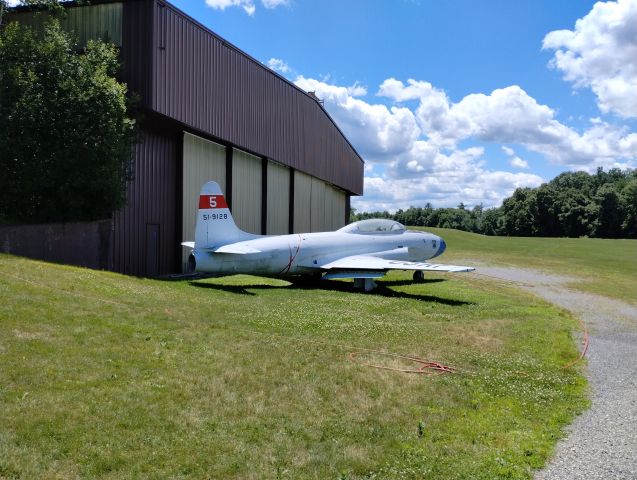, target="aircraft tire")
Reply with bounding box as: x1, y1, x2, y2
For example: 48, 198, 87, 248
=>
413, 270, 425, 283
